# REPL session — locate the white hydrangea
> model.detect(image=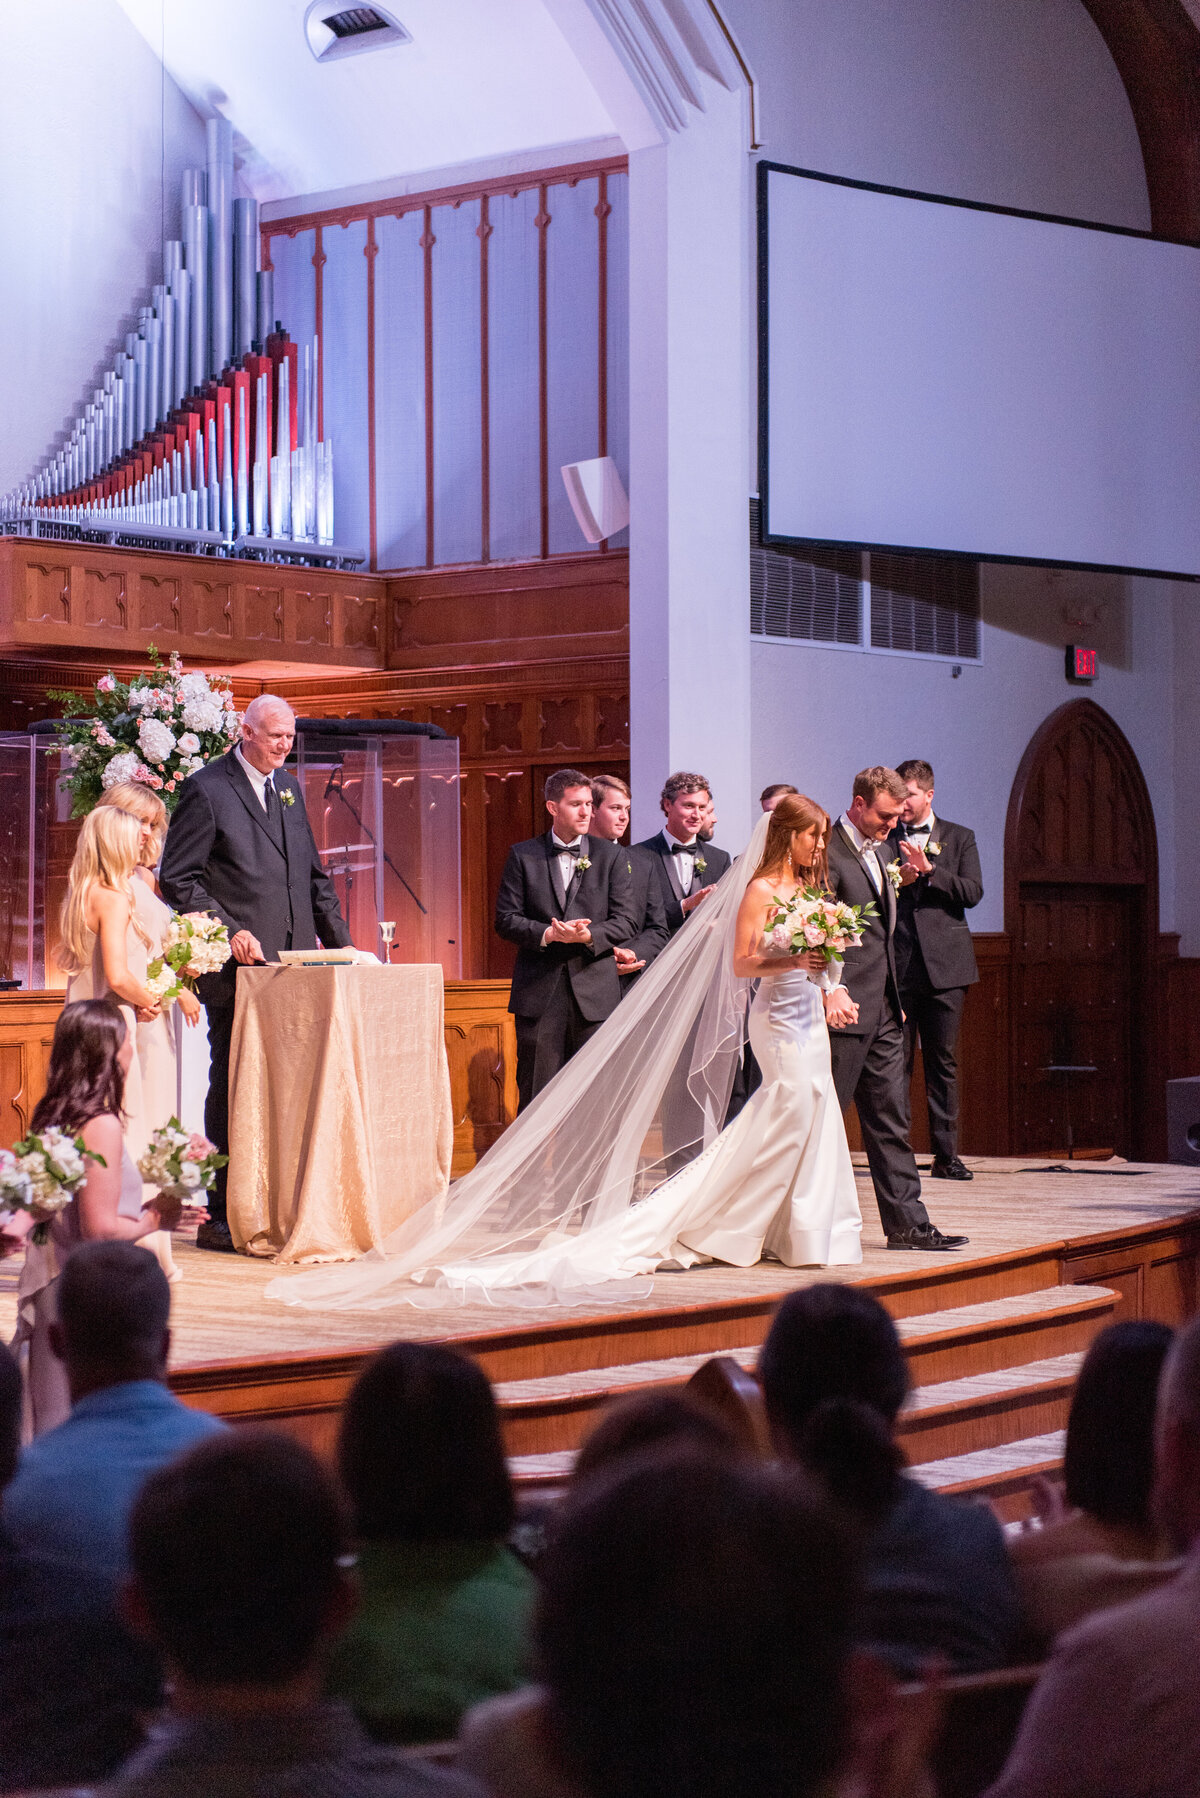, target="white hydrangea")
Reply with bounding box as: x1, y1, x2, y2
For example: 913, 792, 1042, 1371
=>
102, 750, 141, 788
177, 732, 201, 756
182, 698, 223, 734
127, 686, 152, 711
138, 718, 176, 764
177, 671, 214, 701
